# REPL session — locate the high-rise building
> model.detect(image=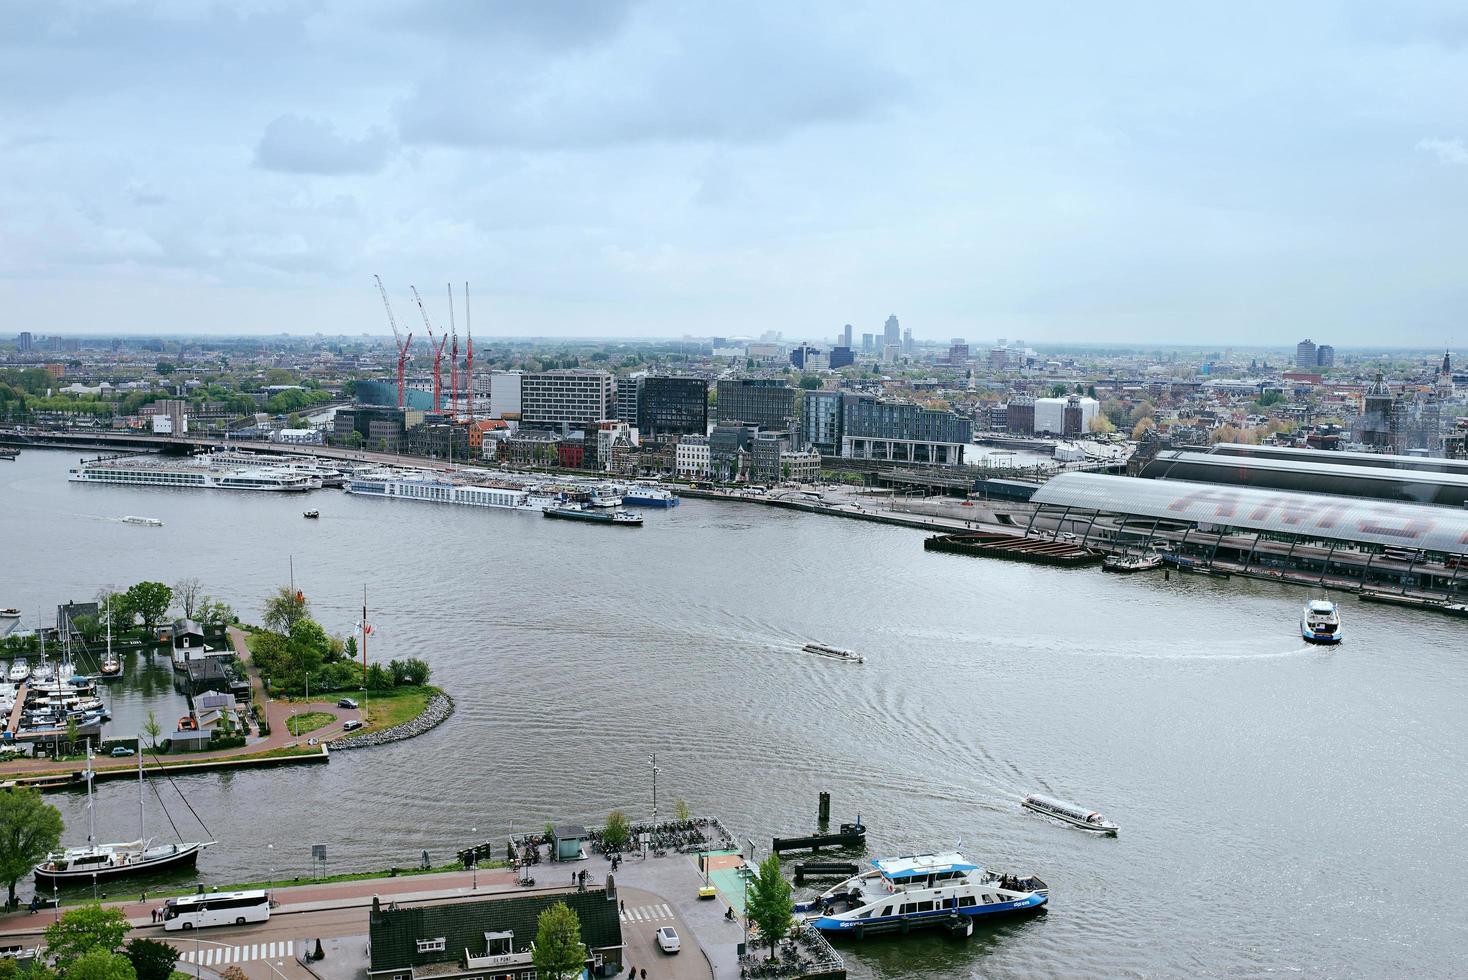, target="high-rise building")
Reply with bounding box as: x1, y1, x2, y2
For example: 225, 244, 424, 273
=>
488, 370, 522, 419
715, 379, 799, 431
615, 376, 642, 425
883, 315, 900, 350
842, 324, 853, 349
638, 376, 708, 439
861, 333, 874, 353
1295, 339, 1318, 371
902, 327, 913, 353
520, 370, 613, 432
949, 340, 969, 363
801, 389, 843, 456
17, 332, 32, 352
1315, 344, 1335, 368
